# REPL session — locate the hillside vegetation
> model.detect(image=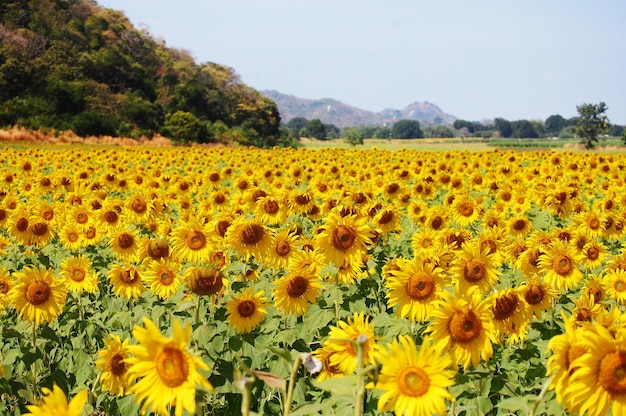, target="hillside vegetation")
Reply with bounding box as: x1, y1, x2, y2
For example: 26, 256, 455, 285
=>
0, 0, 283, 146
